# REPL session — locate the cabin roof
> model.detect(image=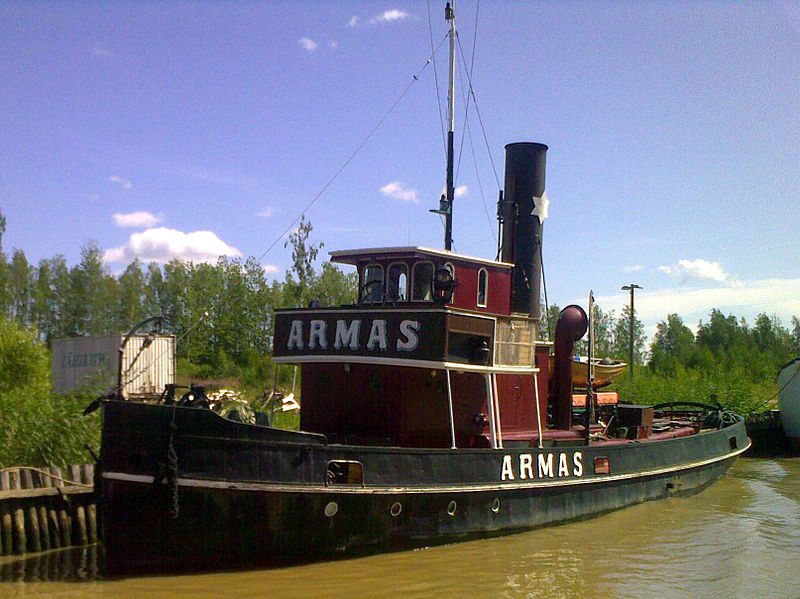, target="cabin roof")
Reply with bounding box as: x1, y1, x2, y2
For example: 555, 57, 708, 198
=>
329, 246, 513, 269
